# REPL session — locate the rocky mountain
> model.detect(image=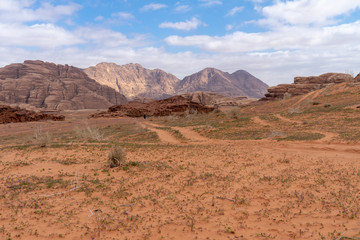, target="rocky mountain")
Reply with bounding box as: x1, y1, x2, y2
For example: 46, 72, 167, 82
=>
84, 63, 268, 100
263, 73, 354, 100
84, 63, 179, 100
176, 68, 268, 98
0, 60, 127, 110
